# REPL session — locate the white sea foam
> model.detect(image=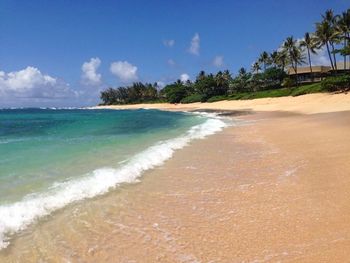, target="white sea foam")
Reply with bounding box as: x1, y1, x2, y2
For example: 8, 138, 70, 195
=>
0, 138, 31, 145
0, 118, 227, 249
